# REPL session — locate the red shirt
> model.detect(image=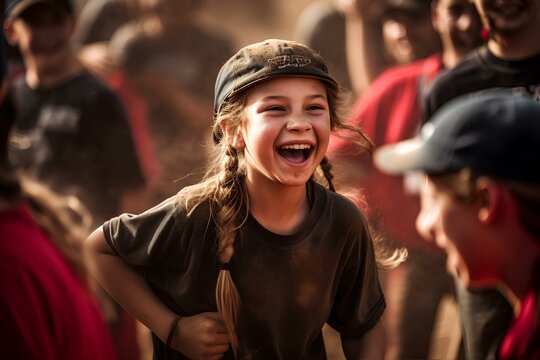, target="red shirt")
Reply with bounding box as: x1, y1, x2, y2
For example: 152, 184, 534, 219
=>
498, 268, 540, 360
329, 54, 443, 249
0, 204, 116, 360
